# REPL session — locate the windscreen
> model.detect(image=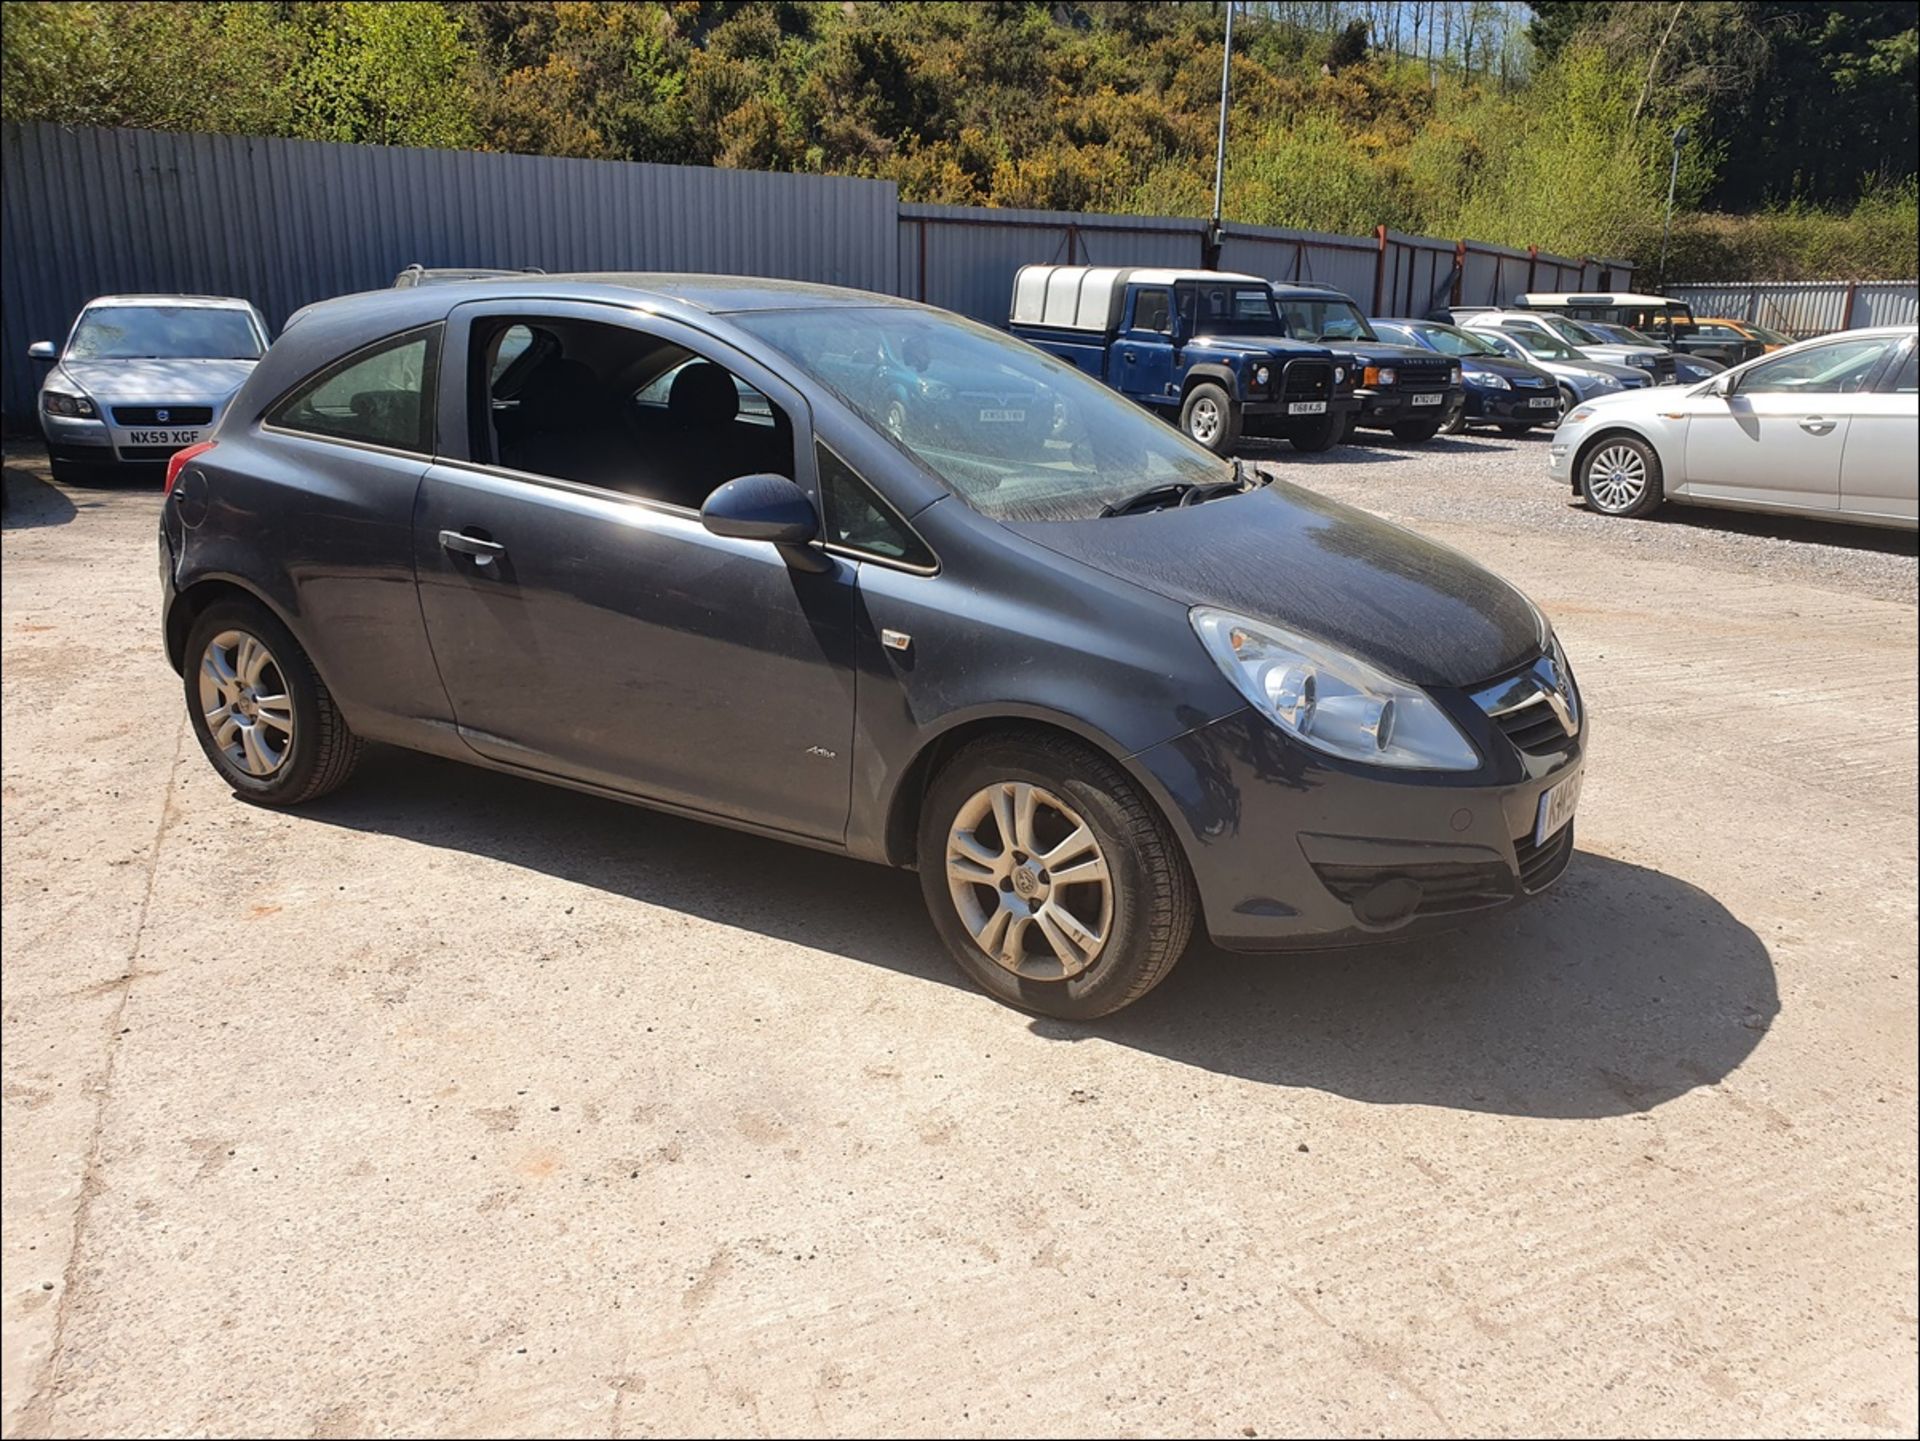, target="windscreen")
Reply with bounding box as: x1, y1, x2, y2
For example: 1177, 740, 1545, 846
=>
1273, 295, 1376, 343
1502, 328, 1584, 361
1181, 282, 1286, 337
1412, 324, 1500, 358
67, 306, 263, 360
735, 306, 1228, 523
